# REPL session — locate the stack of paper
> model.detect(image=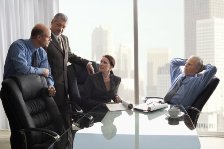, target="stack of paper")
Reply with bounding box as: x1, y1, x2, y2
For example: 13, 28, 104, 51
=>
106, 100, 133, 111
